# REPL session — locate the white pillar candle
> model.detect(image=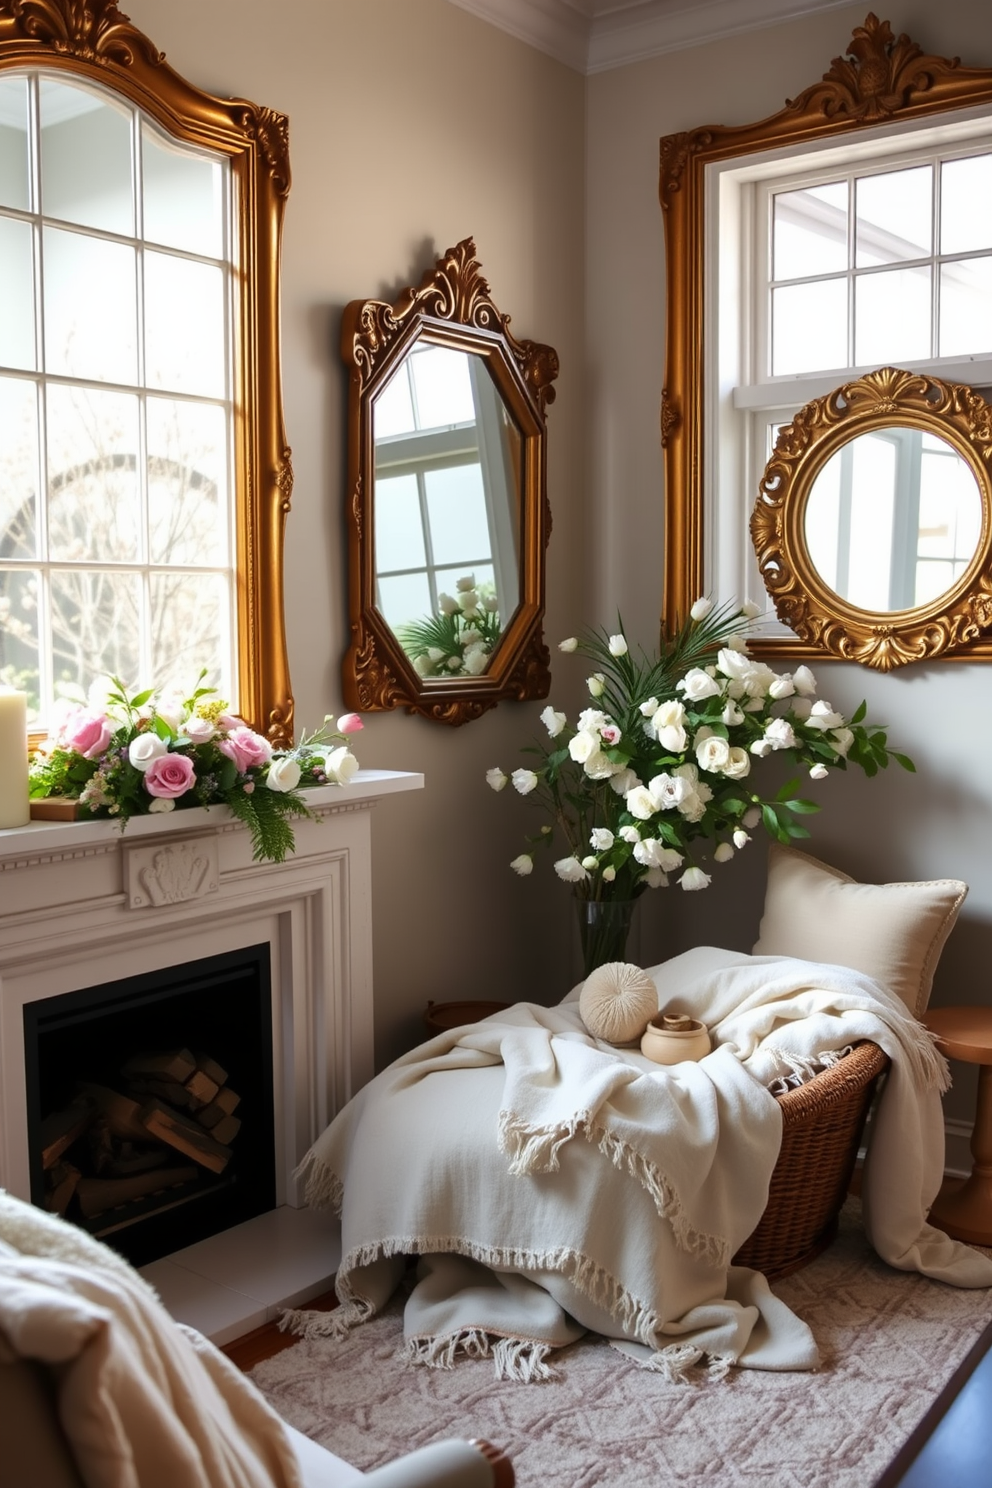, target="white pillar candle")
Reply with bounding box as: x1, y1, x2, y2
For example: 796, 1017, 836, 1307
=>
0, 688, 29, 829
